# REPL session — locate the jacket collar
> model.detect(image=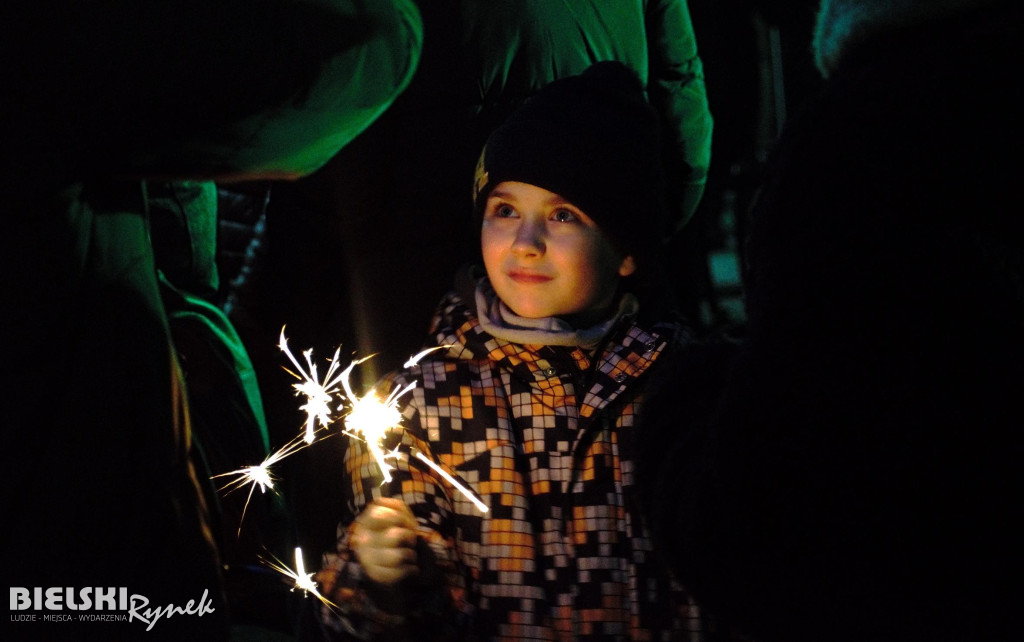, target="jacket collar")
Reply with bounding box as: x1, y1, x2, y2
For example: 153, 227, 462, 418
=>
474, 277, 640, 350
430, 275, 680, 409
